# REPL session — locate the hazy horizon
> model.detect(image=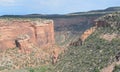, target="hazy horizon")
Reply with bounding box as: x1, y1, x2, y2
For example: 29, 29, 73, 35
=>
0, 0, 120, 15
